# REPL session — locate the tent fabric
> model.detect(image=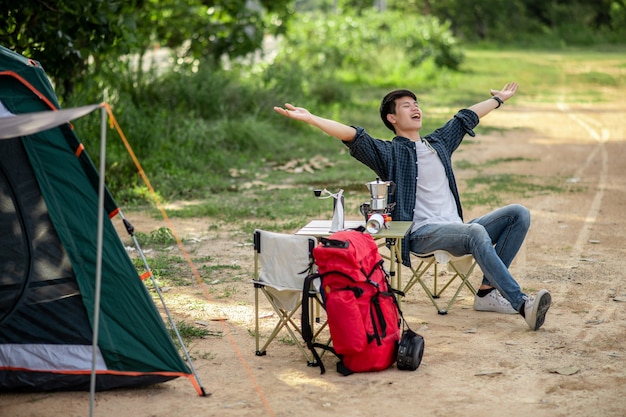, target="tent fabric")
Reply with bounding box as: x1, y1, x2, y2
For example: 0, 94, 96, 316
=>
0, 45, 196, 392
0, 104, 103, 139
0, 344, 108, 371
